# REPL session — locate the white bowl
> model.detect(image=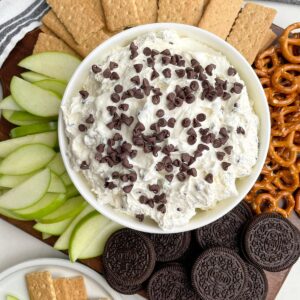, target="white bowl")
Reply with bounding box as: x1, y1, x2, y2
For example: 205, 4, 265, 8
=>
59, 23, 270, 234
